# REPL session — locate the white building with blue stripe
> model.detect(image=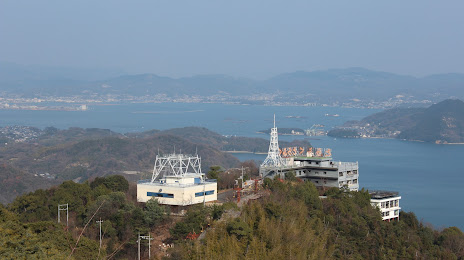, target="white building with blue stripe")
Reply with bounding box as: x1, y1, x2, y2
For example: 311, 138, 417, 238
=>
137, 153, 217, 205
